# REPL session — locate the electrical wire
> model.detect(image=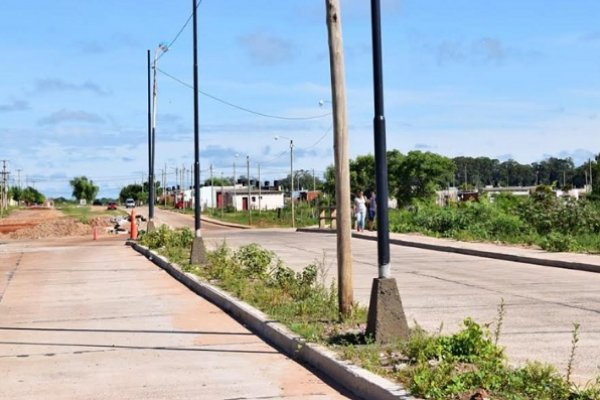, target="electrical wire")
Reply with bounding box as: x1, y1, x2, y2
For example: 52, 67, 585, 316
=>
158, 68, 332, 121
158, 0, 203, 61
303, 124, 333, 150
